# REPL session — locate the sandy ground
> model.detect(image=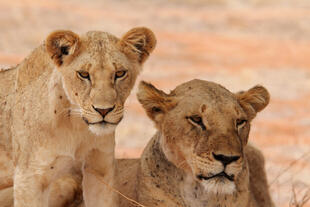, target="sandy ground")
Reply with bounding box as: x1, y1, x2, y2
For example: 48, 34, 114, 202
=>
0, 0, 310, 206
